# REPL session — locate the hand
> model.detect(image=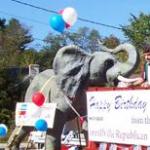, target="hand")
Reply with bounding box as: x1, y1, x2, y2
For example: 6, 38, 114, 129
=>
132, 77, 144, 86
141, 81, 150, 88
